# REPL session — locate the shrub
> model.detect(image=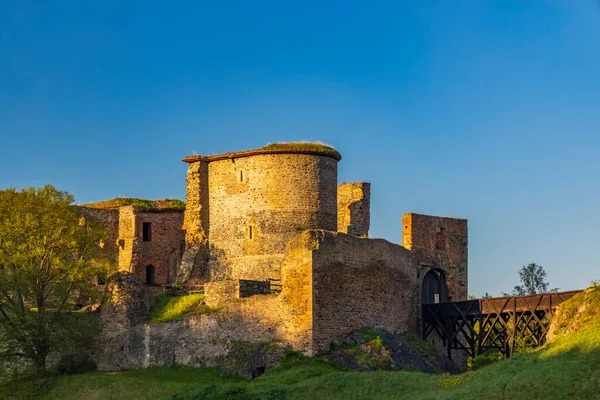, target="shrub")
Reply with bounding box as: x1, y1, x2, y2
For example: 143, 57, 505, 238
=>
468, 351, 502, 370
56, 354, 97, 375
